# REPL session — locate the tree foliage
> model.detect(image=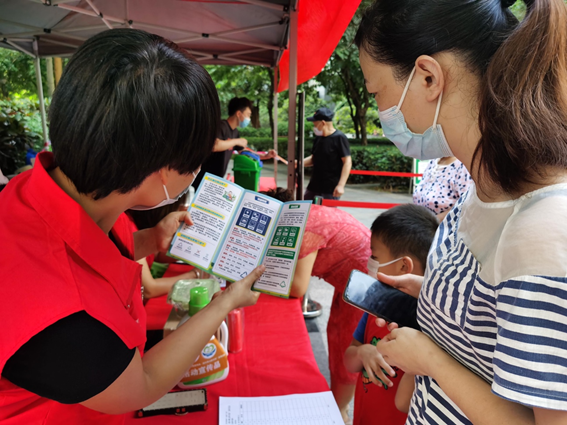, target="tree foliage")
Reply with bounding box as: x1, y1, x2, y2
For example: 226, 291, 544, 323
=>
205, 63, 322, 138
316, 0, 374, 145
0, 48, 48, 99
